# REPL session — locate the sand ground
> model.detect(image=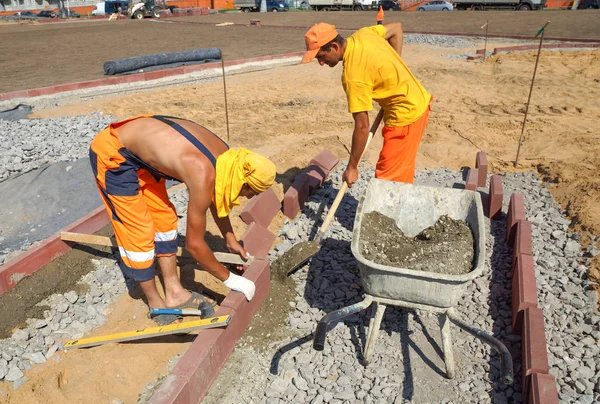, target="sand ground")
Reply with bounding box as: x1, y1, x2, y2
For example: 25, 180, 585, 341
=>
1, 38, 598, 402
